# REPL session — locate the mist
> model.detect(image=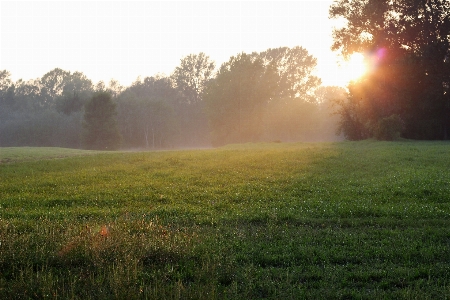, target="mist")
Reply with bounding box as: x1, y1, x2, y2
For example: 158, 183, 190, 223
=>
0, 49, 347, 150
